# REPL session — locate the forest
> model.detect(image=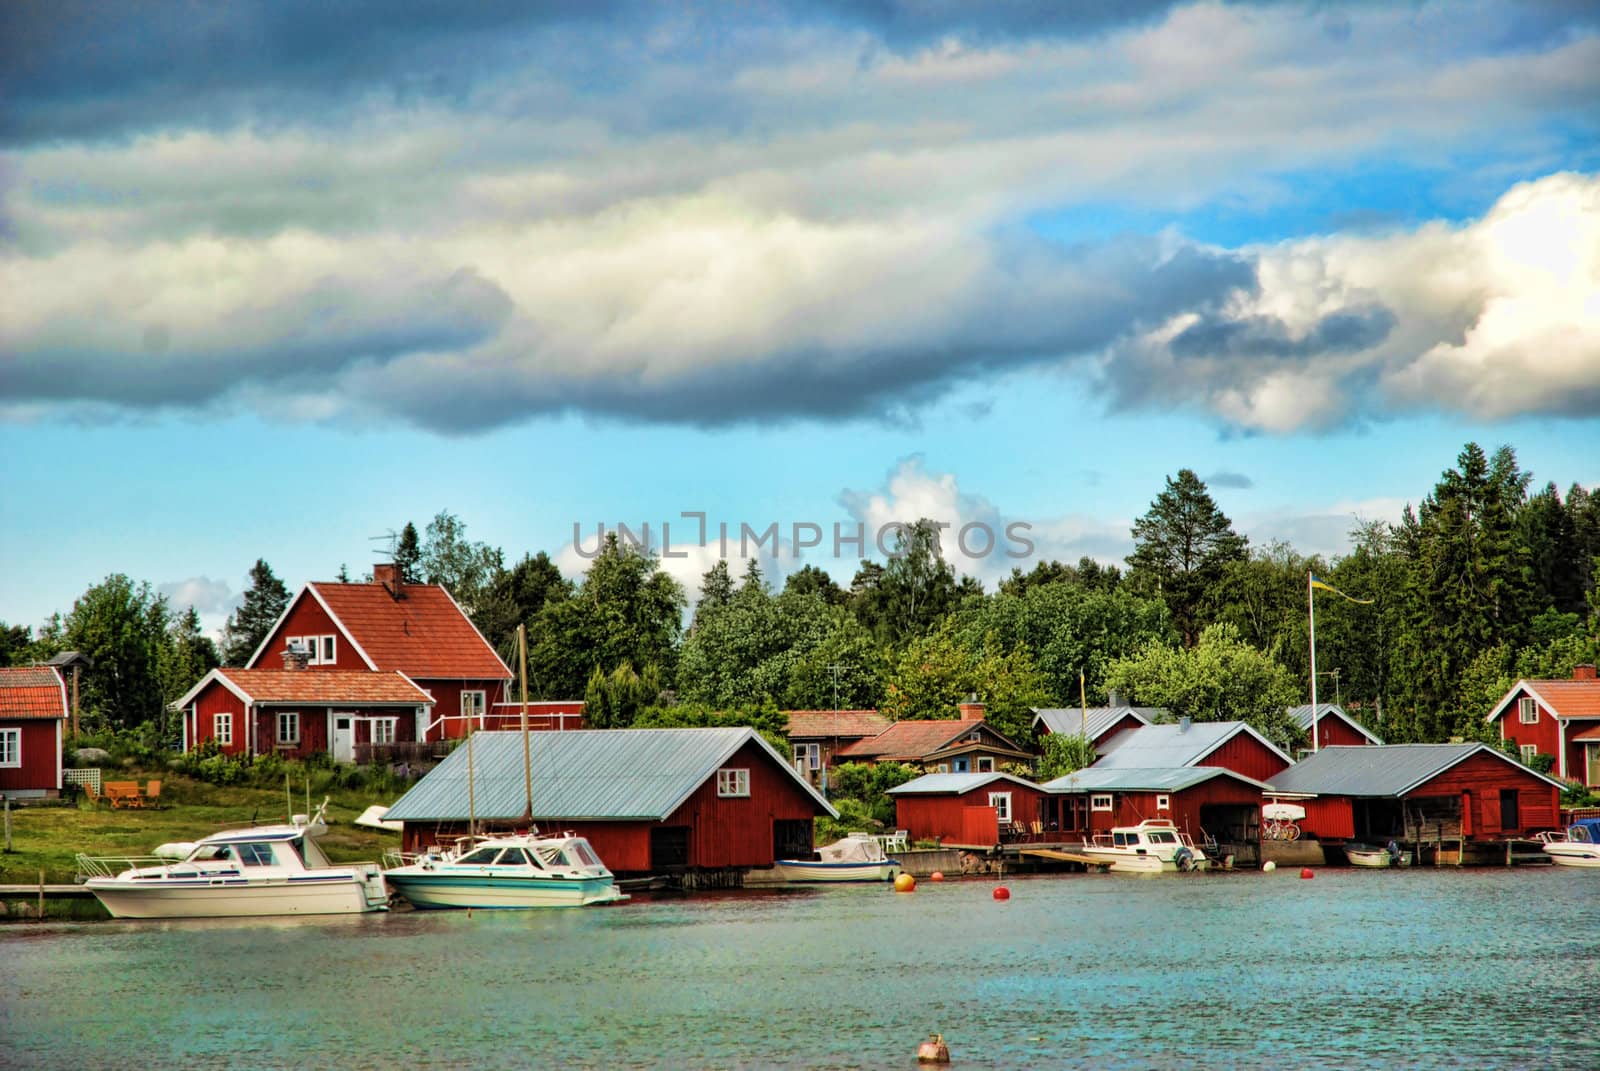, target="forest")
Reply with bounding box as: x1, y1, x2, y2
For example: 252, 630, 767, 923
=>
5, 441, 1597, 757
